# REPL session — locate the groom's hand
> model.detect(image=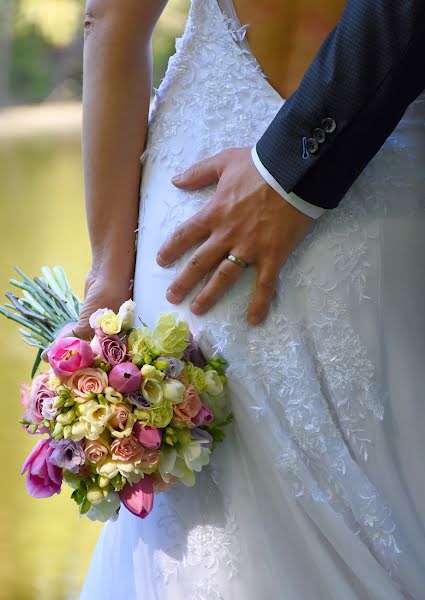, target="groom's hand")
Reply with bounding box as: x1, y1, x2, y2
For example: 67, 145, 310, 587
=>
157, 147, 314, 325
